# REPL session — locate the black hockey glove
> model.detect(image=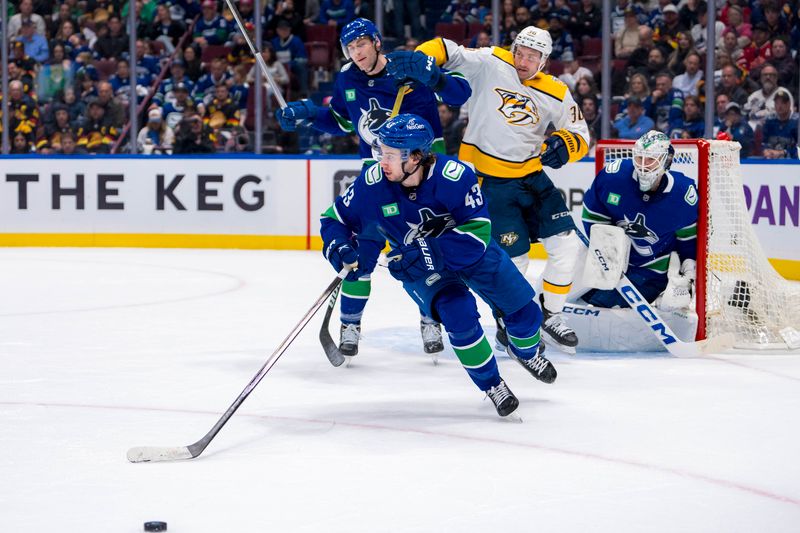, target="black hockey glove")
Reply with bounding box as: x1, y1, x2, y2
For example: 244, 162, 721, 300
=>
387, 238, 443, 283
325, 238, 360, 281
385, 51, 444, 90
540, 131, 574, 169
